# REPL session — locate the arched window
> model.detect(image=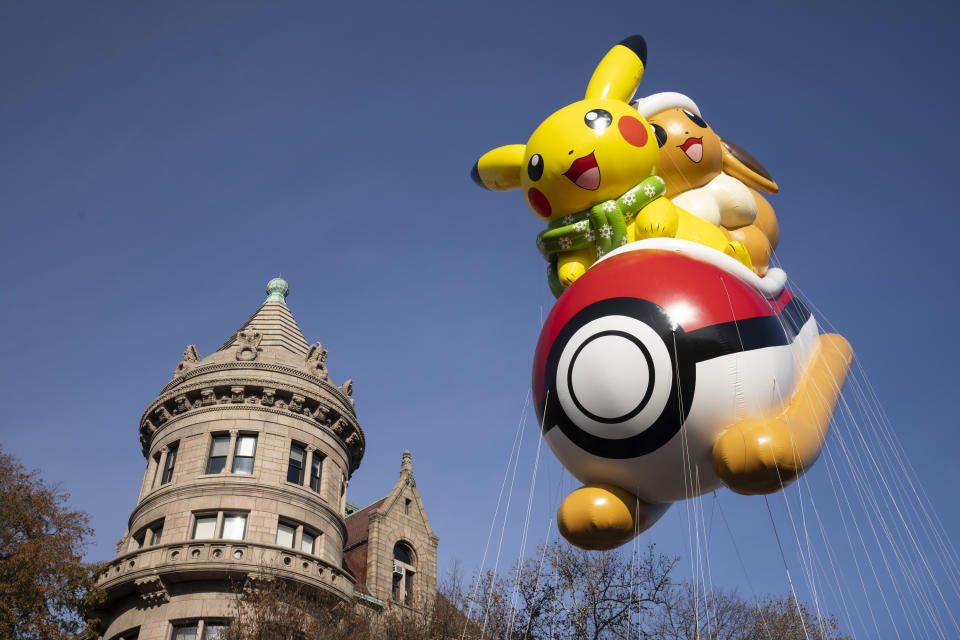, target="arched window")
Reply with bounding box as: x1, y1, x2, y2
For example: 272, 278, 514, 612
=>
392, 541, 416, 605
